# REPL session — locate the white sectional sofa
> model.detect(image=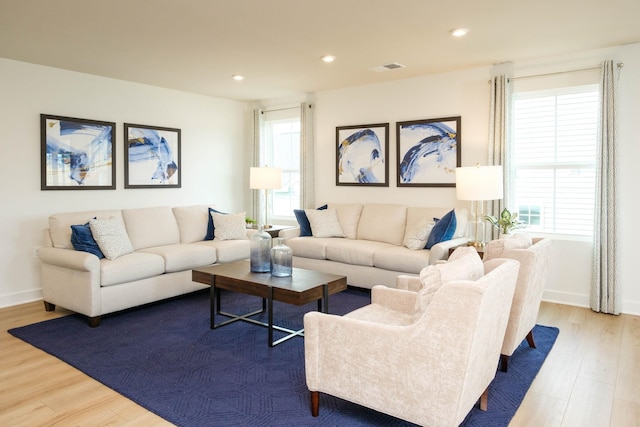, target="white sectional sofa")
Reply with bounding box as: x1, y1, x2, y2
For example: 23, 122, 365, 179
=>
279, 203, 469, 289
38, 205, 251, 326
